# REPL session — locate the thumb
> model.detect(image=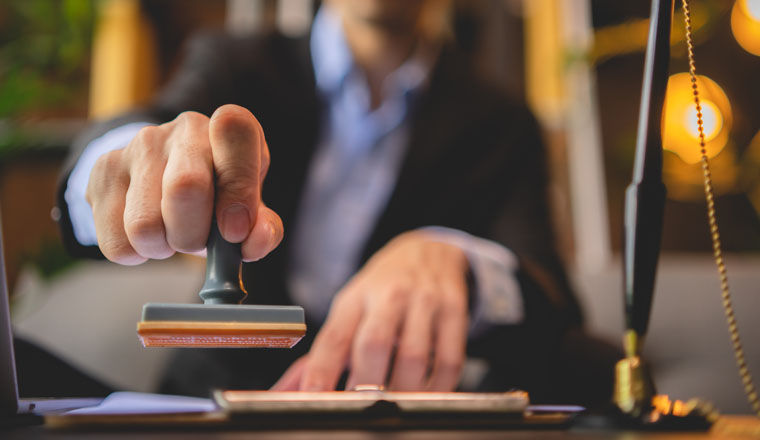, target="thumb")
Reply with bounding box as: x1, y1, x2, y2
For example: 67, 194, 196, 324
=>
208, 104, 264, 243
